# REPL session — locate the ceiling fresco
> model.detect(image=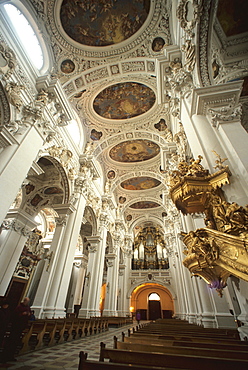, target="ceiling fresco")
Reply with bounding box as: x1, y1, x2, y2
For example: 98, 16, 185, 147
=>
93, 82, 156, 119
60, 0, 150, 47
109, 139, 160, 163
130, 201, 160, 209
217, 0, 248, 37
121, 177, 161, 190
